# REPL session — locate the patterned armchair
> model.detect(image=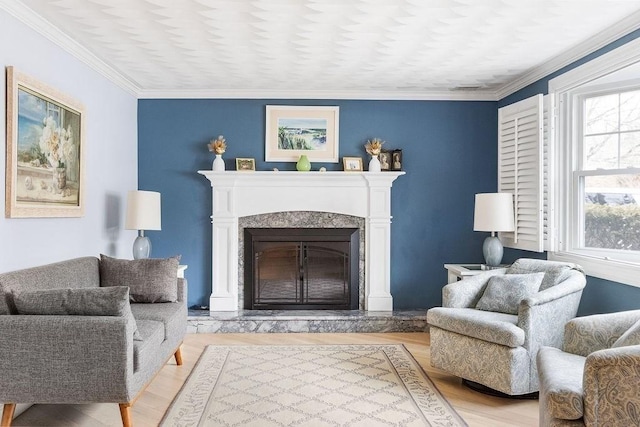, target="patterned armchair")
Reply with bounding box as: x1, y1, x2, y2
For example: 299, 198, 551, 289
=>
427, 258, 586, 396
538, 310, 640, 426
